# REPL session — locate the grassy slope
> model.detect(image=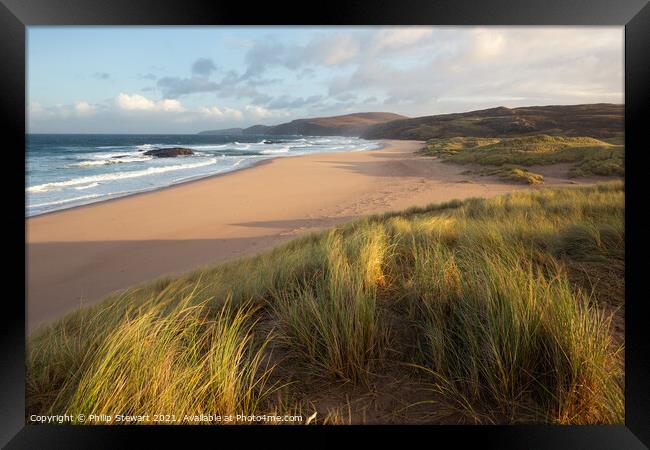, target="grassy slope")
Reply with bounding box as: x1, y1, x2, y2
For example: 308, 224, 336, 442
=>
421, 135, 625, 180
239, 112, 408, 137
298, 112, 407, 127
361, 103, 624, 140
28, 182, 625, 424
463, 166, 545, 185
